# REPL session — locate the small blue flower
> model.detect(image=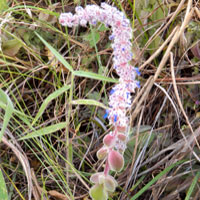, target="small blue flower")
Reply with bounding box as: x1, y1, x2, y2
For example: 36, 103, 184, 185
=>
110, 89, 115, 95
136, 81, 140, 88
103, 110, 109, 119
91, 20, 97, 25
101, 2, 107, 7
75, 6, 83, 12
109, 35, 114, 40
126, 92, 130, 99
135, 67, 141, 76
114, 114, 117, 122
122, 19, 129, 27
